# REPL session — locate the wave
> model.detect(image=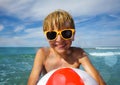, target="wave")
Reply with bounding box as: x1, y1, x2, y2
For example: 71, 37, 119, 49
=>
95, 47, 120, 50
89, 52, 120, 57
